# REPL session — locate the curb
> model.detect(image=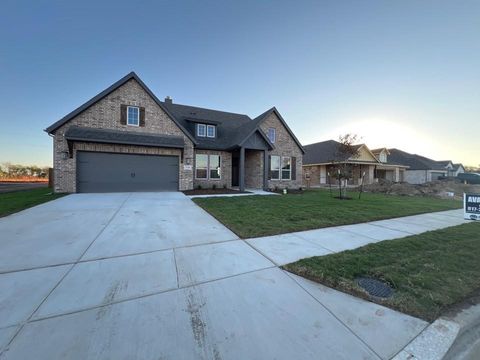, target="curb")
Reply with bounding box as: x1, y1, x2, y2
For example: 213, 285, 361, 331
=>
392, 319, 460, 360
444, 302, 480, 360
393, 300, 480, 360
